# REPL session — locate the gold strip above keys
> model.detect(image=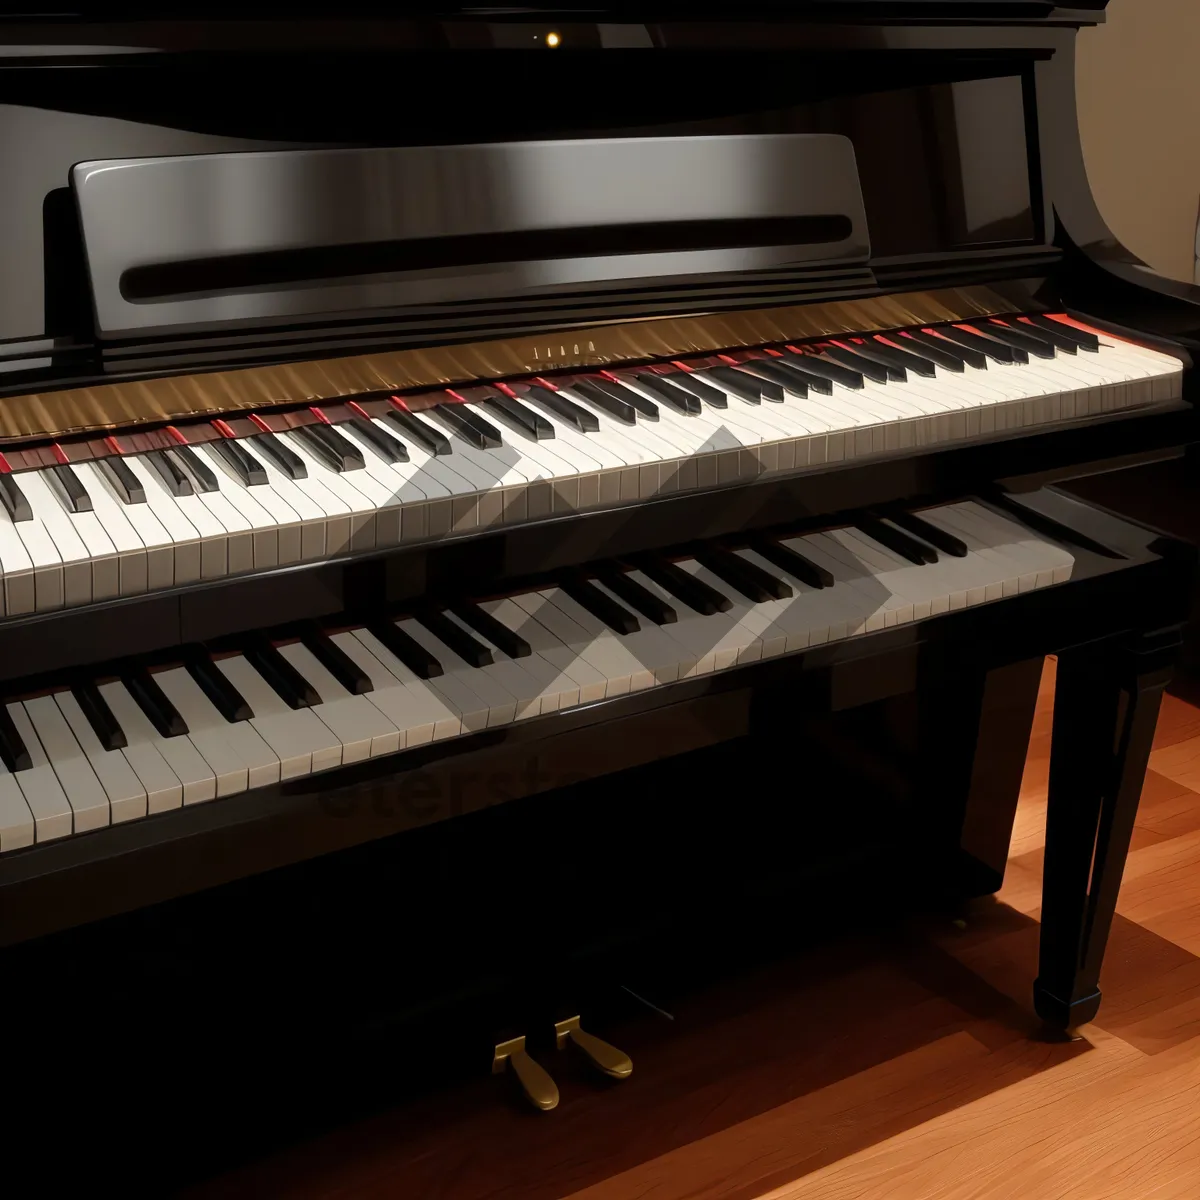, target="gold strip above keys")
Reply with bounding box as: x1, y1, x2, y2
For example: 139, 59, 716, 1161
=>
0, 285, 1026, 444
